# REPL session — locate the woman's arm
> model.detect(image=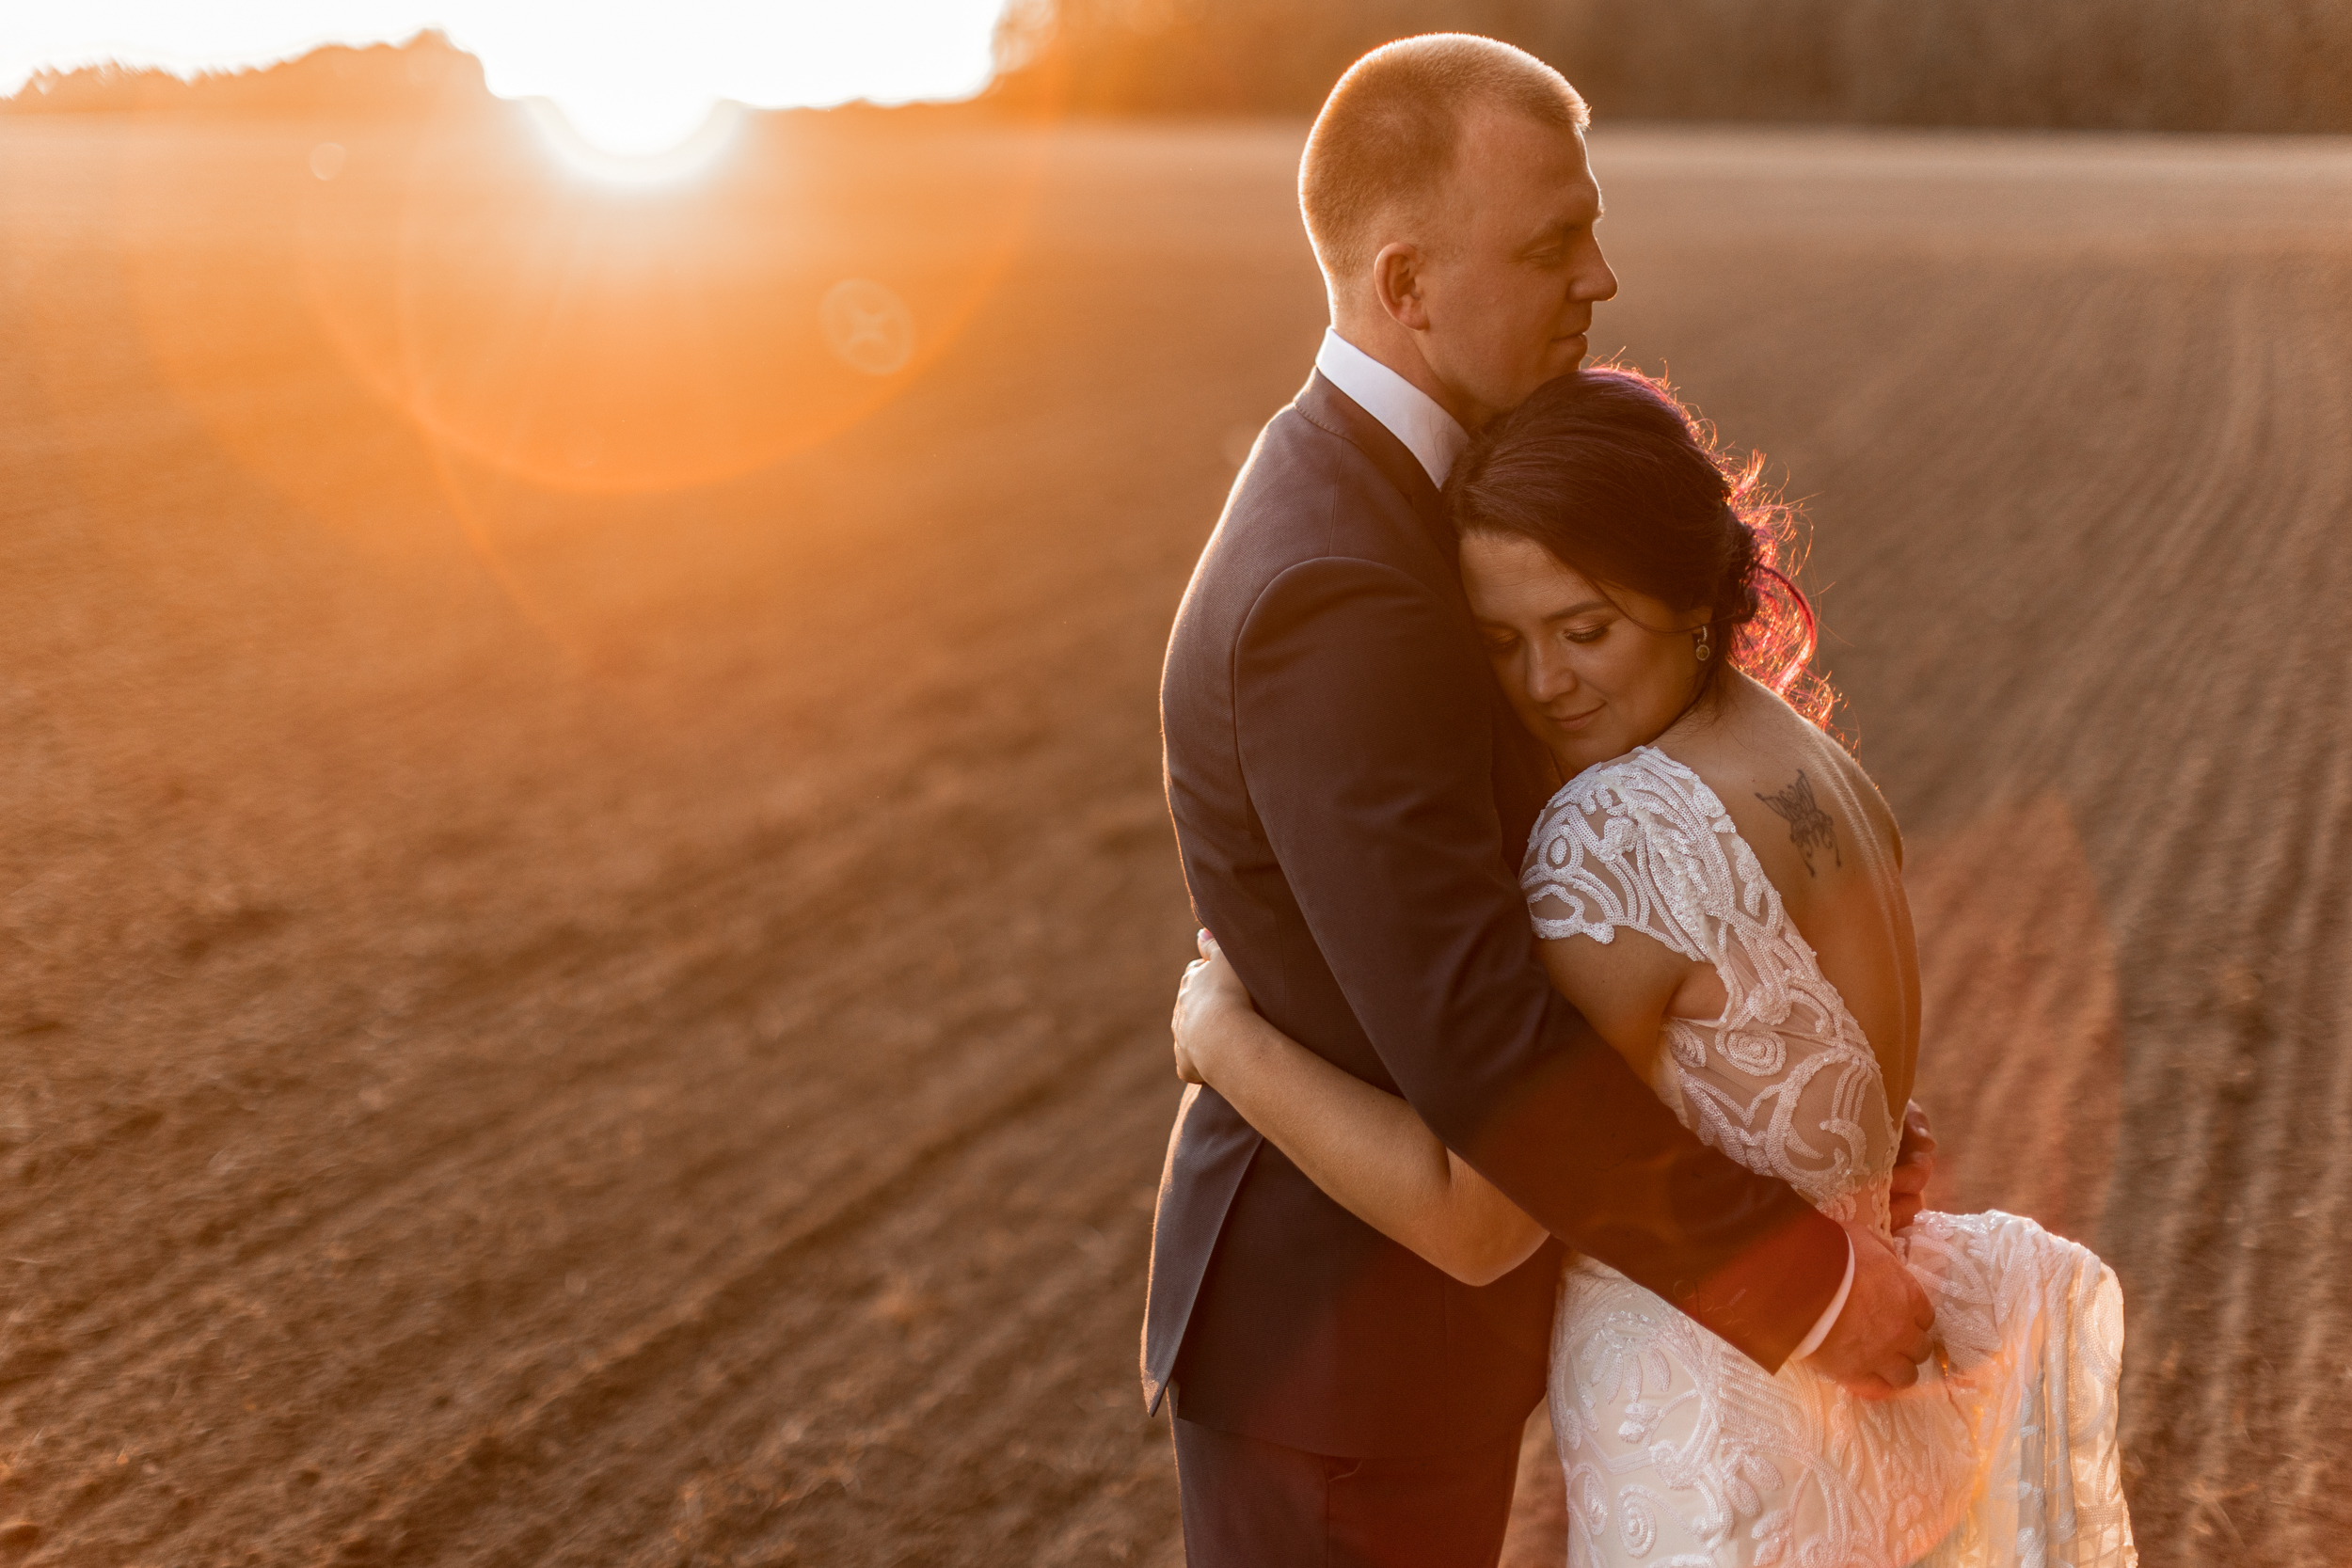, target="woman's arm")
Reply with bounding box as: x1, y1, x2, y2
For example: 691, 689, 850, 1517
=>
1172, 932, 1547, 1287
